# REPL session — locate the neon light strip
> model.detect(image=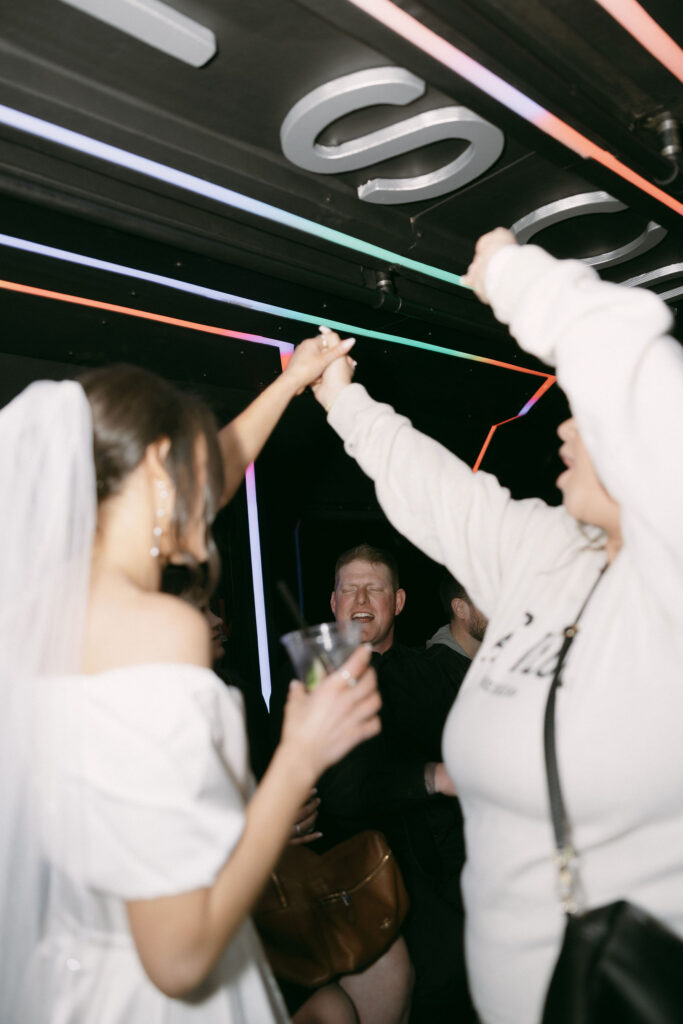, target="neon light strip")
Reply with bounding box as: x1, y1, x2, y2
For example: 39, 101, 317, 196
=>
344, 0, 683, 217
0, 104, 468, 289
0, 233, 548, 377
244, 462, 273, 706
517, 374, 556, 416
0, 272, 554, 479
472, 374, 556, 472
0, 233, 298, 354
0, 271, 555, 702
593, 0, 683, 84
0, 278, 277, 702
0, 278, 296, 355
0, 277, 554, 695
0, 278, 282, 704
